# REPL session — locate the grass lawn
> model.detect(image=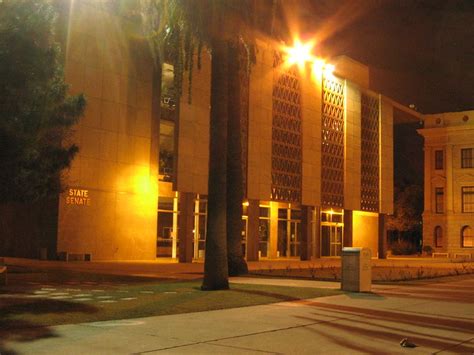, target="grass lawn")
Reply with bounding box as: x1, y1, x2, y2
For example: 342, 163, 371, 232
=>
0, 275, 341, 332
